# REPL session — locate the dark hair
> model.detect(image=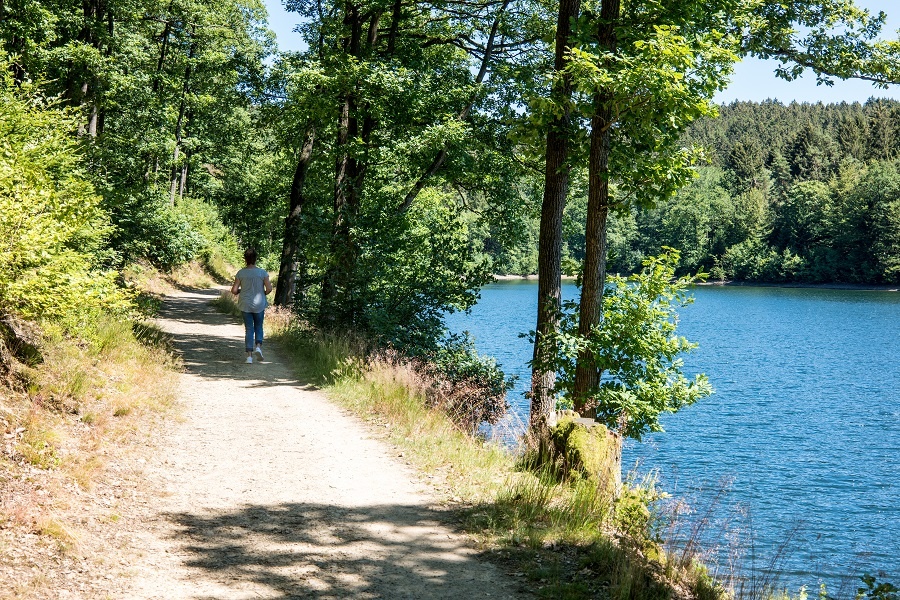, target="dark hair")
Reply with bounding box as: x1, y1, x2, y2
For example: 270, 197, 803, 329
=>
244, 248, 258, 265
